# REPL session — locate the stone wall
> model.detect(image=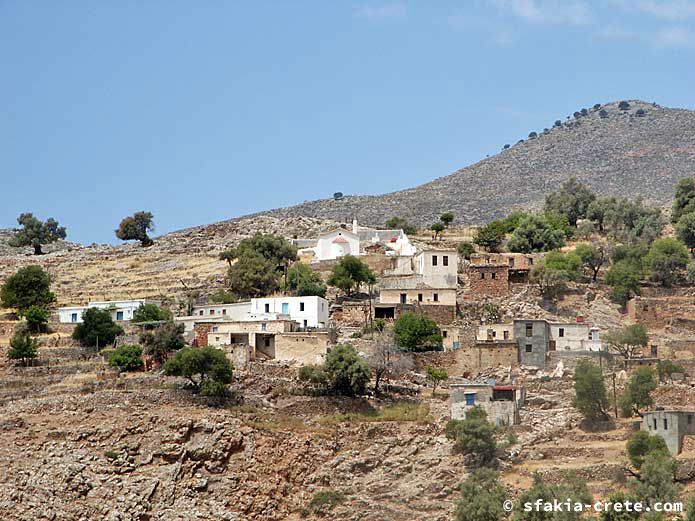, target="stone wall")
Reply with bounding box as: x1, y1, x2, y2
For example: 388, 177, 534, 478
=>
193, 323, 215, 347
420, 304, 456, 325
274, 332, 332, 365
468, 265, 509, 298
627, 297, 662, 328
457, 341, 519, 372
